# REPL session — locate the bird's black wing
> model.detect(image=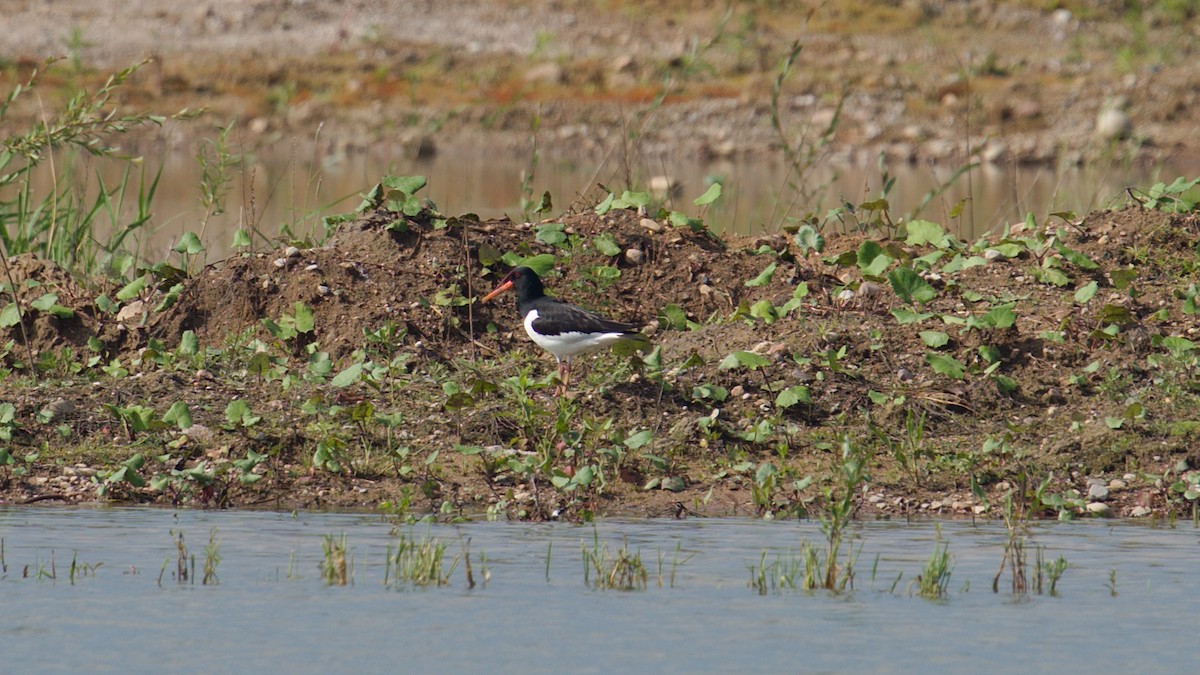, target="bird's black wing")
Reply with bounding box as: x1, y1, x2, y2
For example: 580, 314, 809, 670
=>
530, 300, 638, 336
